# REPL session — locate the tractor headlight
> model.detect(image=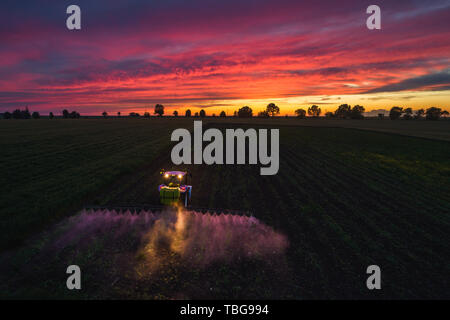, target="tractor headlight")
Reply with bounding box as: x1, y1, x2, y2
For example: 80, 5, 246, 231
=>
164, 173, 169, 178
178, 174, 182, 179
